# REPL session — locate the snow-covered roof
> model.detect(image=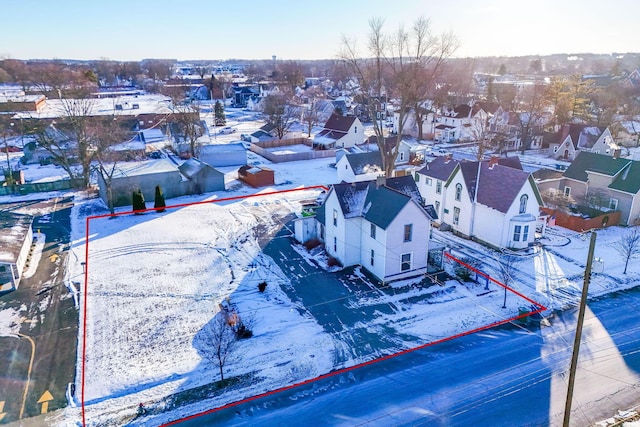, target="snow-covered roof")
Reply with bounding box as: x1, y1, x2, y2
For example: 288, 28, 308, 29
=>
0, 212, 33, 263
111, 159, 179, 179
